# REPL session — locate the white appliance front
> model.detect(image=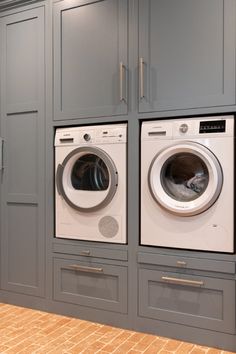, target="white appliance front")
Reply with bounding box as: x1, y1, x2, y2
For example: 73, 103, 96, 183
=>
55, 124, 127, 243
141, 116, 234, 252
